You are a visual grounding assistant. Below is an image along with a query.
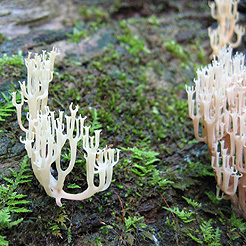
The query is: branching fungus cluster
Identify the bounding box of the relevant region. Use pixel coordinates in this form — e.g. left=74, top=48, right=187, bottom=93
left=186, top=46, right=246, bottom=217
left=208, top=0, right=245, bottom=56
left=12, top=49, right=120, bottom=206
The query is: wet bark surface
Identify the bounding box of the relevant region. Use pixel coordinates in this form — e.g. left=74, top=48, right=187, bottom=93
left=0, top=0, right=246, bottom=245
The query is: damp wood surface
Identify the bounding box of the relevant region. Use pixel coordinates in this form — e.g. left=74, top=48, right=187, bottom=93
left=0, top=0, right=246, bottom=245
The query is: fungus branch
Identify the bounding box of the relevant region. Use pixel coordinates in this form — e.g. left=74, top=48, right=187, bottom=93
left=186, top=46, right=246, bottom=218
left=12, top=49, right=120, bottom=206
left=208, top=0, right=245, bottom=56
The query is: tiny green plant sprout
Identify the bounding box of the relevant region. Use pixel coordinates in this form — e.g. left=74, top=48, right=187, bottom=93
left=12, top=48, right=120, bottom=206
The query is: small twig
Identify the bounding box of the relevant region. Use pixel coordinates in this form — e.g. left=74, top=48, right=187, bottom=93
left=99, top=191, right=126, bottom=245
left=100, top=221, right=125, bottom=245
left=100, top=221, right=121, bottom=237
left=113, top=190, right=125, bottom=224
left=158, top=192, right=176, bottom=218
left=158, top=191, right=181, bottom=246
left=77, top=148, right=85, bottom=159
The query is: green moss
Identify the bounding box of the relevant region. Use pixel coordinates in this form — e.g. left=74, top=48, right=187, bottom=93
left=67, top=27, right=88, bottom=43
left=0, top=156, right=32, bottom=245
left=164, top=39, right=189, bottom=63
left=0, top=92, right=17, bottom=125
left=0, top=51, right=24, bottom=75
left=117, top=20, right=151, bottom=62
left=78, top=6, right=109, bottom=23
left=0, top=33, right=5, bottom=44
